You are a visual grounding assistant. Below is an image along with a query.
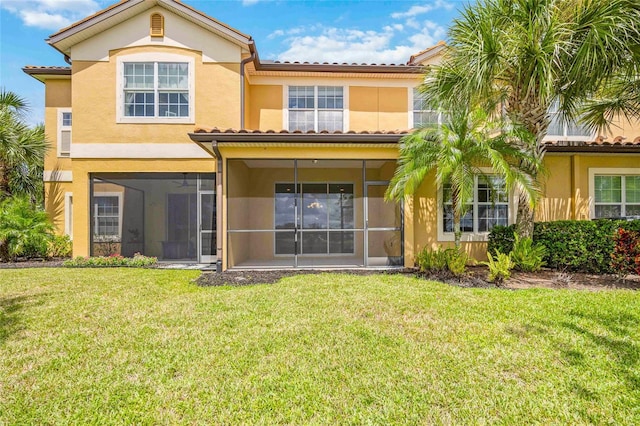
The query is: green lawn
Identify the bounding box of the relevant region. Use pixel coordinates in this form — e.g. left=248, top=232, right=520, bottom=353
left=1, top=269, right=639, bottom=424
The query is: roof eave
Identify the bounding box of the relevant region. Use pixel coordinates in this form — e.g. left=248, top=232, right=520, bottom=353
left=22, top=67, right=72, bottom=83
left=189, top=132, right=405, bottom=144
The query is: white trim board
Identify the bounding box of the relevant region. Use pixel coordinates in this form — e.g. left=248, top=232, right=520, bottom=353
left=71, top=143, right=212, bottom=158
left=44, top=171, right=73, bottom=182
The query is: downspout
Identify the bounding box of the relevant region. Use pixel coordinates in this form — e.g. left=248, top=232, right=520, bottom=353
left=64, top=55, right=72, bottom=65
left=211, top=141, right=223, bottom=272
left=240, top=40, right=256, bottom=129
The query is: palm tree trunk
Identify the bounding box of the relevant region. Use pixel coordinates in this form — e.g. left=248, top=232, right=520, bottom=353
left=508, top=96, right=549, bottom=238
left=452, top=190, right=462, bottom=248
left=0, top=160, right=10, bottom=199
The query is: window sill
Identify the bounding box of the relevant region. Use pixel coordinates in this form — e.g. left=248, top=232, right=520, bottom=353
left=117, top=117, right=194, bottom=125
left=438, top=232, right=490, bottom=243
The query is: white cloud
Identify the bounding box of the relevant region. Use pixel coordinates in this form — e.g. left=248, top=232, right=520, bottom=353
left=0, top=0, right=101, bottom=30
left=272, top=21, right=446, bottom=65
left=241, top=0, right=261, bottom=5
left=391, top=0, right=454, bottom=19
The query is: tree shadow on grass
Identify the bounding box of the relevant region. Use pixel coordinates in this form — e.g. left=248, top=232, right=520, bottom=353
left=0, top=294, right=44, bottom=345
left=533, top=309, right=640, bottom=398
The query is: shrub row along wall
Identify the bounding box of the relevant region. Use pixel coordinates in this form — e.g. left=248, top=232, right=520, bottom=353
left=488, top=220, right=640, bottom=274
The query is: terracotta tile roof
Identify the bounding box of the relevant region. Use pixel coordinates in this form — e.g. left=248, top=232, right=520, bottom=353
left=23, top=66, right=71, bottom=71
left=543, top=136, right=640, bottom=152
left=408, top=41, right=446, bottom=65
left=265, top=60, right=417, bottom=67
left=194, top=127, right=410, bottom=135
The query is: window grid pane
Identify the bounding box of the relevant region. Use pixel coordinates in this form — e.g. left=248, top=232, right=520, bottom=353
left=443, top=176, right=508, bottom=234
left=62, top=112, right=72, bottom=126
left=288, top=86, right=344, bottom=131
left=123, top=61, right=189, bottom=118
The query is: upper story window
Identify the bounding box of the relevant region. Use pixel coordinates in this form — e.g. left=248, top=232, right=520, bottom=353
left=412, top=87, right=446, bottom=128
left=547, top=100, right=591, bottom=140
left=124, top=62, right=189, bottom=118
left=443, top=175, right=509, bottom=234
left=117, top=53, right=194, bottom=124
left=288, top=86, right=344, bottom=132
left=57, top=108, right=71, bottom=157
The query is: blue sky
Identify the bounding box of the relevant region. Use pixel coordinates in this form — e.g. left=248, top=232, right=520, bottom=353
left=0, top=0, right=463, bottom=125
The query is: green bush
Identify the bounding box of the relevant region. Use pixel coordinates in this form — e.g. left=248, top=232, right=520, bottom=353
left=483, top=251, right=514, bottom=284
left=63, top=253, right=157, bottom=268
left=48, top=235, right=72, bottom=258
left=416, top=246, right=449, bottom=272
left=445, top=248, right=468, bottom=277
left=487, top=225, right=517, bottom=257
left=416, top=246, right=468, bottom=276
left=510, top=235, right=546, bottom=272
left=488, top=219, right=640, bottom=274
left=0, top=196, right=54, bottom=261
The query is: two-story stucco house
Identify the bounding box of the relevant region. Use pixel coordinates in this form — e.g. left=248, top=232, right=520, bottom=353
left=24, top=0, right=640, bottom=271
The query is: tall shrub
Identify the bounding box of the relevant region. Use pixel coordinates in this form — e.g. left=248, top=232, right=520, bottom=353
left=0, top=196, right=53, bottom=261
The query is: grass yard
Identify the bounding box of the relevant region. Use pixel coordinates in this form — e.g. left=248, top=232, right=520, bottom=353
left=1, top=269, right=639, bottom=424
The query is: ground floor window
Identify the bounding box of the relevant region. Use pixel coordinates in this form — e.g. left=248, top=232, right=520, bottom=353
left=594, top=175, right=640, bottom=218
left=93, top=194, right=121, bottom=240
left=443, top=175, right=508, bottom=233
left=275, top=183, right=354, bottom=255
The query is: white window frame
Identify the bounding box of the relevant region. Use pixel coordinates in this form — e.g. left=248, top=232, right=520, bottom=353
left=64, top=192, right=73, bottom=240
left=93, top=192, right=123, bottom=241
left=284, top=85, right=348, bottom=132
left=408, top=86, right=446, bottom=129
left=57, top=108, right=72, bottom=157
left=543, top=100, right=593, bottom=142
left=116, top=53, right=195, bottom=124
left=437, top=170, right=518, bottom=242
left=589, top=168, right=640, bottom=219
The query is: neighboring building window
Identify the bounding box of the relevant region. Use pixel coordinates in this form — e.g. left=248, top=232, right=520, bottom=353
left=594, top=175, right=640, bottom=218
left=123, top=62, right=189, bottom=118
left=150, top=13, right=164, bottom=37
left=275, top=183, right=354, bottom=254
left=547, top=100, right=591, bottom=139
left=288, top=86, right=344, bottom=131
left=443, top=175, right=509, bottom=233
left=93, top=195, right=121, bottom=240
left=412, top=87, right=440, bottom=128
left=58, top=109, right=71, bottom=157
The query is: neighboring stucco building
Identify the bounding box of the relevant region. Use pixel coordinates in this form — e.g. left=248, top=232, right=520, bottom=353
left=24, top=0, right=640, bottom=271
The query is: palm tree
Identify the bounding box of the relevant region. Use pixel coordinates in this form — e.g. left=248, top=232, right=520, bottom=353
left=425, top=0, right=640, bottom=237
left=385, top=106, right=540, bottom=248
left=0, top=89, right=48, bottom=202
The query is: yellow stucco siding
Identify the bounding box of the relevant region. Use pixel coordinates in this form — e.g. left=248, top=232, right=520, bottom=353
left=43, top=80, right=72, bottom=171
left=44, top=181, right=72, bottom=236
left=247, top=85, right=283, bottom=130
left=537, top=155, right=574, bottom=221
left=348, top=86, right=408, bottom=131
left=71, top=45, right=241, bottom=144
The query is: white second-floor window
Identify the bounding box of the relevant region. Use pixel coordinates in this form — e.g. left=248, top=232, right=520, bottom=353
left=123, top=62, right=189, bottom=118
left=57, top=109, right=72, bottom=157
left=547, top=100, right=591, bottom=140
left=412, top=87, right=446, bottom=128
left=288, top=86, right=344, bottom=131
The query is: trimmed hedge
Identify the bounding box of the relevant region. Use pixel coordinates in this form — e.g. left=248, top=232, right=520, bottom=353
left=488, top=220, right=640, bottom=274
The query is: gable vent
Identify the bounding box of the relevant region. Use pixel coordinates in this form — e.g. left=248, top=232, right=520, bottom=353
left=150, top=13, right=164, bottom=37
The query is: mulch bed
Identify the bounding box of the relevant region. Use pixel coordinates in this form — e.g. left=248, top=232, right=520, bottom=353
left=2, top=260, right=638, bottom=290
left=0, top=259, right=65, bottom=269
left=196, top=266, right=640, bottom=290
